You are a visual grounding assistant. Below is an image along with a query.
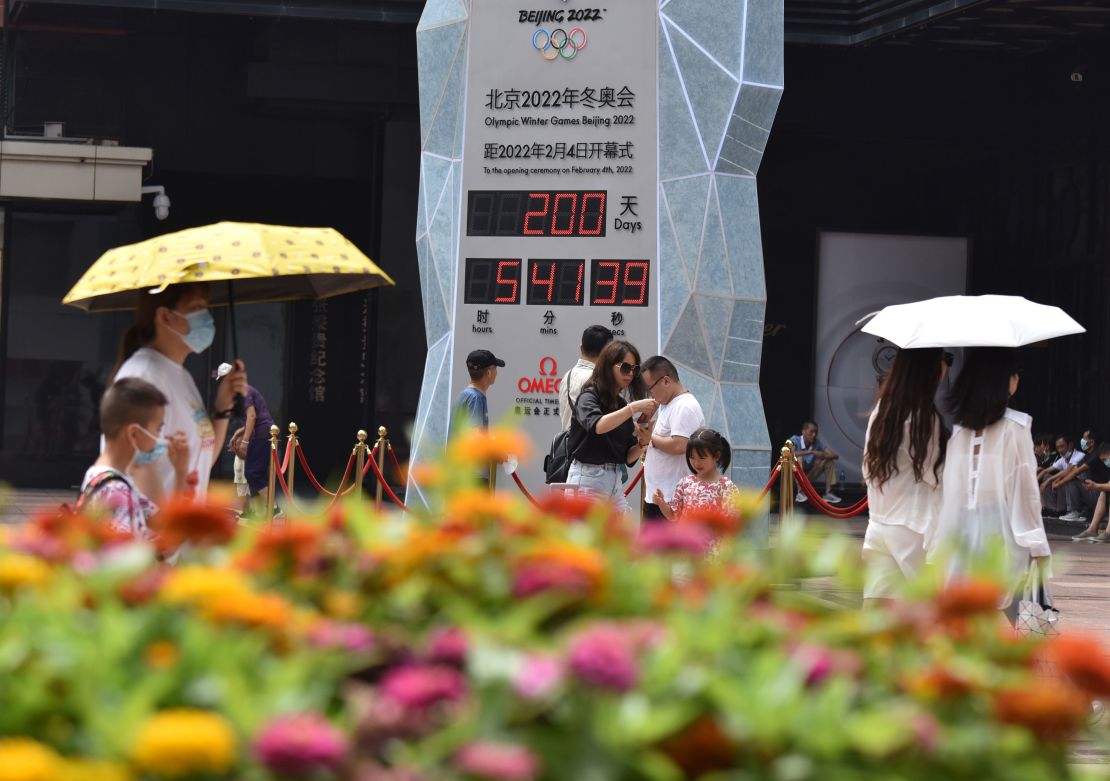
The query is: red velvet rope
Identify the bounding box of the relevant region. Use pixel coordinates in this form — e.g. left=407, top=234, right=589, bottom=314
left=280, top=440, right=294, bottom=474
left=758, top=464, right=781, bottom=501
left=793, top=463, right=869, bottom=518
left=271, top=448, right=305, bottom=514
left=510, top=471, right=541, bottom=508
left=624, top=467, right=644, bottom=496
left=363, top=449, right=409, bottom=511
left=388, top=445, right=405, bottom=483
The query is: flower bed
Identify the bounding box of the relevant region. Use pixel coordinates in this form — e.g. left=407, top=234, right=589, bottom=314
left=0, top=428, right=1107, bottom=780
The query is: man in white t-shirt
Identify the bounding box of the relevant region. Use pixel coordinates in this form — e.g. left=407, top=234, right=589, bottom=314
left=1041, top=434, right=1087, bottom=518
left=640, top=356, right=705, bottom=521
left=558, top=324, right=613, bottom=431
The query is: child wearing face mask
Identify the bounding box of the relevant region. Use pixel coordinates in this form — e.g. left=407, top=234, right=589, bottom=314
left=80, top=378, right=189, bottom=539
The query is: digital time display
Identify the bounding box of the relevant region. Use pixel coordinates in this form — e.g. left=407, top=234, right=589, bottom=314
left=527, top=259, right=585, bottom=306
left=464, top=258, right=521, bottom=304
left=590, top=259, right=650, bottom=307
left=467, top=190, right=607, bottom=237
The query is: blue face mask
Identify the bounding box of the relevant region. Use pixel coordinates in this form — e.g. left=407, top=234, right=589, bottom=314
left=173, top=308, right=215, bottom=354
left=1103, top=458, right=1110, bottom=468
left=132, top=425, right=168, bottom=465
left=1081, top=438, right=1090, bottom=451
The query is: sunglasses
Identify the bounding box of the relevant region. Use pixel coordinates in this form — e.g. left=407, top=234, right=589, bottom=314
left=646, top=375, right=667, bottom=391
left=943, top=352, right=954, bottom=367
left=616, top=362, right=640, bottom=376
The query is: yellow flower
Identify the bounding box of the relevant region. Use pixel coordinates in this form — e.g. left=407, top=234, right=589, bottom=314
left=131, top=709, right=236, bottom=778
left=324, top=589, right=361, bottom=620
left=160, top=566, right=251, bottom=607
left=202, top=591, right=293, bottom=632
left=58, top=758, right=132, bottom=781
left=0, top=554, right=51, bottom=592
left=446, top=489, right=516, bottom=521
left=0, top=738, right=61, bottom=781
left=447, top=427, right=532, bottom=465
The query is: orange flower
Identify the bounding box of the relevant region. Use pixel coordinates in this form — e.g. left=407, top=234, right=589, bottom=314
left=448, top=427, right=532, bottom=465
left=993, top=680, right=1089, bottom=741
left=1042, top=633, right=1110, bottom=697
left=150, top=495, right=237, bottom=551
left=677, top=504, right=742, bottom=535
left=203, top=590, right=293, bottom=632
left=658, top=716, right=736, bottom=777
left=446, top=489, right=516, bottom=522
left=238, top=522, right=322, bottom=573
left=408, top=463, right=445, bottom=489
left=144, top=640, right=179, bottom=669
left=534, top=492, right=596, bottom=522
left=935, top=578, right=1004, bottom=618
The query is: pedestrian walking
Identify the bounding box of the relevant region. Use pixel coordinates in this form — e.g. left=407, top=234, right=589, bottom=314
left=452, top=349, right=504, bottom=431
left=558, top=325, right=613, bottom=431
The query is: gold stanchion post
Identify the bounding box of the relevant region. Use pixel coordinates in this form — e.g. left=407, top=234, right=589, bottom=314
left=639, top=451, right=648, bottom=526
left=780, top=439, right=796, bottom=524
left=286, top=422, right=299, bottom=496
left=375, top=426, right=388, bottom=511
left=355, top=430, right=368, bottom=502
left=266, top=424, right=279, bottom=525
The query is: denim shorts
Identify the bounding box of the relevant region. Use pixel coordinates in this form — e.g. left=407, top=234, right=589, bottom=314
left=567, top=460, right=629, bottom=513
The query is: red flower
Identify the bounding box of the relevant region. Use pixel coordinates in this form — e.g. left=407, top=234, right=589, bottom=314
left=676, top=504, right=742, bottom=535
left=379, top=665, right=466, bottom=711
left=239, top=522, right=322, bottom=573
left=455, top=741, right=539, bottom=781
left=659, top=716, right=736, bottom=777
left=1042, top=633, right=1110, bottom=698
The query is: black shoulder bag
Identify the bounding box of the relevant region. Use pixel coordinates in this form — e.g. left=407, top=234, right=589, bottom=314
left=544, top=375, right=585, bottom=483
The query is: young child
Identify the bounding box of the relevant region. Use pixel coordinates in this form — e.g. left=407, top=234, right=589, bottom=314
left=652, top=428, right=739, bottom=519
left=79, top=377, right=189, bottom=539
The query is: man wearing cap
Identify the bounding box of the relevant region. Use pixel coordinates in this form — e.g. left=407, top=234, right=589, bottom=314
left=453, top=349, right=505, bottom=430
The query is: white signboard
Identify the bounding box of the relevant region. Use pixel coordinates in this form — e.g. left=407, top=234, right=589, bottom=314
left=454, top=0, right=659, bottom=488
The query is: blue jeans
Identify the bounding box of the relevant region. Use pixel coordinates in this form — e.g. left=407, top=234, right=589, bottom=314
left=567, top=460, right=630, bottom=514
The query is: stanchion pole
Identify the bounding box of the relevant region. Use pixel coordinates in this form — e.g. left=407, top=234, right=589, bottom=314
left=286, top=422, right=299, bottom=496
left=375, top=426, right=388, bottom=512
left=780, top=439, right=795, bottom=527
left=355, top=430, right=368, bottom=502
left=267, top=424, right=279, bottom=525
left=639, top=451, right=647, bottom=526
left=488, top=460, right=498, bottom=493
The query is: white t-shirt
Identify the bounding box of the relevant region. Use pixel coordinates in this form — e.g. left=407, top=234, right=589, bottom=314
left=645, top=391, right=705, bottom=503
left=114, top=347, right=217, bottom=498
left=1051, top=449, right=1084, bottom=472
left=558, top=359, right=595, bottom=432
left=862, top=402, right=943, bottom=535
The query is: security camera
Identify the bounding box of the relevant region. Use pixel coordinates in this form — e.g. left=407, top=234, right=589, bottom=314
left=153, top=192, right=171, bottom=221
left=141, top=185, right=171, bottom=221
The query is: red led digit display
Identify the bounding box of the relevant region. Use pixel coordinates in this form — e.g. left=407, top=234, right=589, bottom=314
left=527, top=259, right=585, bottom=306
left=467, top=191, right=607, bottom=237
left=464, top=258, right=522, bottom=305
left=589, top=259, right=651, bottom=307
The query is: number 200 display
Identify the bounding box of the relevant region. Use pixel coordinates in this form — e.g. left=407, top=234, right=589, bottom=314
left=464, top=258, right=650, bottom=307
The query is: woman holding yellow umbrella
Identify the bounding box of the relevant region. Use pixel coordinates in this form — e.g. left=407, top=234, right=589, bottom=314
left=65, top=221, right=394, bottom=504
left=112, top=282, right=247, bottom=503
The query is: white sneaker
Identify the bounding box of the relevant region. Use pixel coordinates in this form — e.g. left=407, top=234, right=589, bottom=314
left=823, top=492, right=842, bottom=504
left=1060, top=511, right=1084, bottom=522
left=795, top=491, right=807, bottom=503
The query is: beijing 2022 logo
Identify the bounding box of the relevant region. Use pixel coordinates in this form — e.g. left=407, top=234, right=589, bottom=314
left=531, top=27, right=587, bottom=61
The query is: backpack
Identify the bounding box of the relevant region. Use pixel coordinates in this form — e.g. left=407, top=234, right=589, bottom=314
left=75, top=469, right=137, bottom=525
left=544, top=374, right=585, bottom=484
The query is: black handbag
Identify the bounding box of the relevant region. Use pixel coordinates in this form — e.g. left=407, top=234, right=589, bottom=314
left=544, top=374, right=583, bottom=483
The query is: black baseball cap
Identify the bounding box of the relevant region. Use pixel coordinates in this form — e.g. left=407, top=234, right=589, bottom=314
left=466, top=349, right=505, bottom=369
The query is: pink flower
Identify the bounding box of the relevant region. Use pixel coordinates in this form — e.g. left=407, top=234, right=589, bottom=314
left=511, top=564, right=594, bottom=599
left=253, top=712, right=348, bottom=776
left=636, top=523, right=714, bottom=556
left=426, top=627, right=468, bottom=666
left=380, top=664, right=466, bottom=711
left=791, top=644, right=861, bottom=688
left=568, top=627, right=638, bottom=692
left=513, top=654, right=564, bottom=700
left=307, top=620, right=376, bottom=653
left=455, top=741, right=540, bottom=781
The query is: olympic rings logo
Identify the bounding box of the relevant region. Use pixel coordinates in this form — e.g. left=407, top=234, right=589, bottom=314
left=531, top=27, right=587, bottom=61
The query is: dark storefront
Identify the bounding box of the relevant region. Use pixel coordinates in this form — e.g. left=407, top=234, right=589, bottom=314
left=0, top=0, right=1108, bottom=488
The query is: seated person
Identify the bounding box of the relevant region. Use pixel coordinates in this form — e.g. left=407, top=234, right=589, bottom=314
left=1034, top=434, right=1055, bottom=479
left=1041, top=433, right=1089, bottom=520
left=80, top=377, right=189, bottom=539
left=790, top=420, right=840, bottom=504
left=1072, top=441, right=1110, bottom=540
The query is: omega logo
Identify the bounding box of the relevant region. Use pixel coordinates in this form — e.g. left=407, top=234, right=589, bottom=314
left=518, top=357, right=562, bottom=394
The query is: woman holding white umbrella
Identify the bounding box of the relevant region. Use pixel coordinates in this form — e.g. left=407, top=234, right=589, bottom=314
left=929, top=347, right=1051, bottom=619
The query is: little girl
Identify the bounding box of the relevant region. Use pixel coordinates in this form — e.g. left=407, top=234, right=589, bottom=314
left=653, top=428, right=739, bottom=519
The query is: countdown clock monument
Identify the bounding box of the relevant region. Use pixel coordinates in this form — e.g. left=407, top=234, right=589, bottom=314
left=412, top=0, right=783, bottom=509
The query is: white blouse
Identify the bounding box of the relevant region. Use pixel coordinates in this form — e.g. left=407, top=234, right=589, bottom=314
left=862, top=402, right=943, bottom=535
left=927, top=409, right=1050, bottom=594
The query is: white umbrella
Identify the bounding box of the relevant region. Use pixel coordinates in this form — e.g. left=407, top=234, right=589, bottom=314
left=859, top=295, right=1084, bottom=349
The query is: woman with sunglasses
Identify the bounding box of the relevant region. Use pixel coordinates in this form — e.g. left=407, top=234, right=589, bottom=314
left=568, top=339, right=657, bottom=514
left=861, top=348, right=949, bottom=601
left=927, top=347, right=1050, bottom=621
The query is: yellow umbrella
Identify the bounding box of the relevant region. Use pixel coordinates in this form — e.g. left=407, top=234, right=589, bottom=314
left=63, top=221, right=394, bottom=312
